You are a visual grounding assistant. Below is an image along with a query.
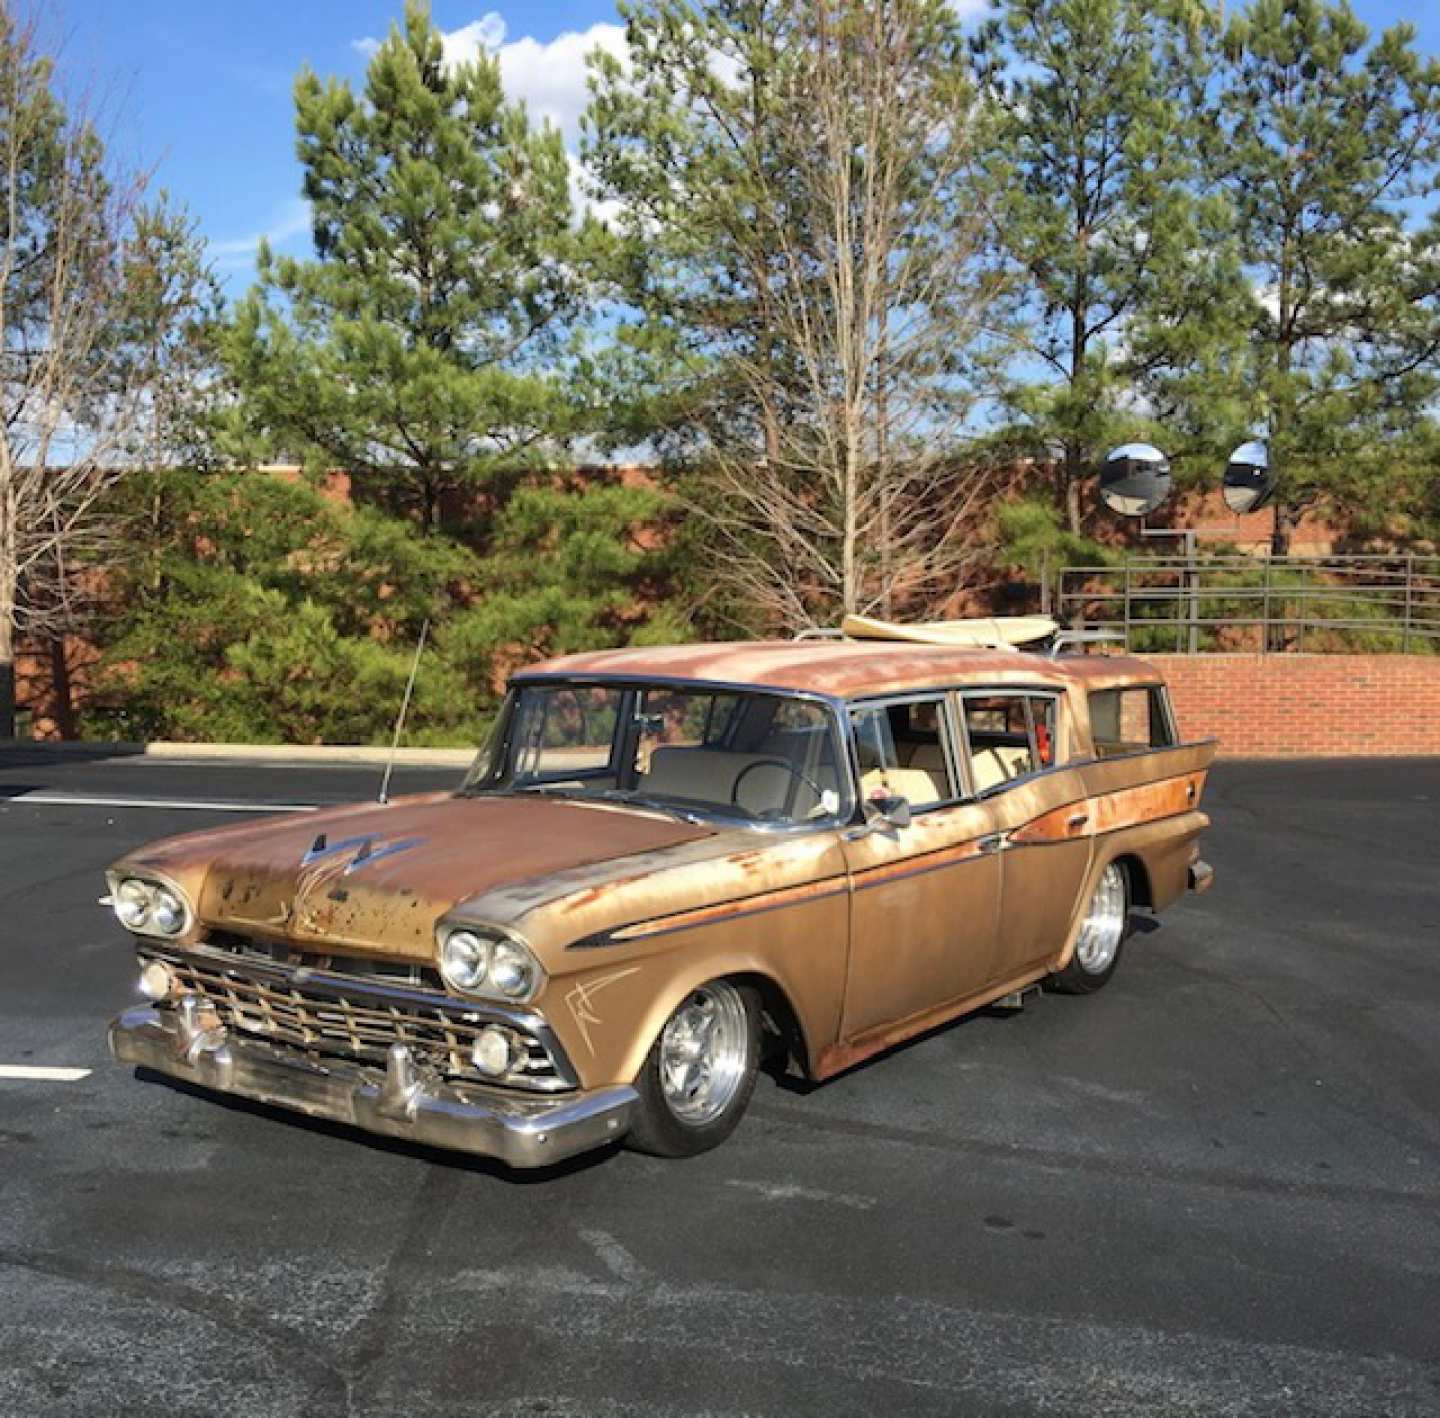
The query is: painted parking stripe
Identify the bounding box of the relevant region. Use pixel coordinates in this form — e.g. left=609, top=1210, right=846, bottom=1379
left=0, top=1066, right=92, bottom=1082
left=6, top=792, right=317, bottom=814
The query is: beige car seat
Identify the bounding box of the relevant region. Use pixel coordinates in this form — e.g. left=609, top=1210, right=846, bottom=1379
left=968, top=744, right=1034, bottom=792
left=641, top=746, right=834, bottom=816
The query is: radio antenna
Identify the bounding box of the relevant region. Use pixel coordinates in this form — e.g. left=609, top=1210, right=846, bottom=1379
left=379, top=618, right=429, bottom=805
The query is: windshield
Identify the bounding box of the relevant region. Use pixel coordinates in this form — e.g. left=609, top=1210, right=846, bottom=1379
left=462, top=681, right=850, bottom=826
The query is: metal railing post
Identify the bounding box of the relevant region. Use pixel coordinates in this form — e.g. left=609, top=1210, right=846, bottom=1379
left=1404, top=554, right=1413, bottom=654
left=1296, top=560, right=1306, bottom=654
left=1123, top=561, right=1132, bottom=652
left=1186, top=531, right=1199, bottom=655
left=1261, top=554, right=1271, bottom=655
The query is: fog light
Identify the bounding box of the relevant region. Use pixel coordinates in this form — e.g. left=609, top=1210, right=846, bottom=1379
left=472, top=1026, right=513, bottom=1078
left=139, top=960, right=174, bottom=1001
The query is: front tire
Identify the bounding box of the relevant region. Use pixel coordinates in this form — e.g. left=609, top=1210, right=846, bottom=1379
left=626, top=979, right=761, bottom=1158
left=1051, top=860, right=1130, bottom=995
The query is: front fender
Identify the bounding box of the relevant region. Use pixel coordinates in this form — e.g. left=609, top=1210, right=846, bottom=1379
left=535, top=888, right=848, bottom=1089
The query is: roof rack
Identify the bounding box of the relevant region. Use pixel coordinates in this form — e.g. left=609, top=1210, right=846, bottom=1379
left=1043, top=628, right=1126, bottom=658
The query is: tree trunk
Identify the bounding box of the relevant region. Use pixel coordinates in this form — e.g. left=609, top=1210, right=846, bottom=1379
left=842, top=443, right=859, bottom=617
left=0, top=610, right=15, bottom=742
left=47, top=634, right=76, bottom=740
left=1270, top=500, right=1295, bottom=558
left=1065, top=461, right=1084, bottom=535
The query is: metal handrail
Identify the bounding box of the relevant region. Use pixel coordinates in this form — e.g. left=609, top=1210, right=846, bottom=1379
left=1058, top=553, right=1440, bottom=654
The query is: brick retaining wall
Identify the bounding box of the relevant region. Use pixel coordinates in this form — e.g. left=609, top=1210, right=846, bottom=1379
left=1147, top=654, right=1440, bottom=758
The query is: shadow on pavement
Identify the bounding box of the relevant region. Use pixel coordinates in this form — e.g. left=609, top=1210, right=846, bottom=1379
left=132, top=1066, right=625, bottom=1185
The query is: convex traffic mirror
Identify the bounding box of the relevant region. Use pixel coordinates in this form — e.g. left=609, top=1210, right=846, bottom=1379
left=1100, top=443, right=1172, bottom=517
left=1222, top=440, right=1275, bottom=514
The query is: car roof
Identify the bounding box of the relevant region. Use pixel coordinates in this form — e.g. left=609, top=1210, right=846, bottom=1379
left=516, top=640, right=1165, bottom=700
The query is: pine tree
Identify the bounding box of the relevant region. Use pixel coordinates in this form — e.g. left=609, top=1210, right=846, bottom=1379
left=1213, top=0, right=1440, bottom=554
left=973, top=0, right=1238, bottom=533
left=223, top=0, right=586, bottom=531
left=216, top=1, right=683, bottom=699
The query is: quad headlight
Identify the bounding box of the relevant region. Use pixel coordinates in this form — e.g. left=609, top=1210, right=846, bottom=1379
left=438, top=926, right=542, bottom=1002
left=109, top=876, right=192, bottom=938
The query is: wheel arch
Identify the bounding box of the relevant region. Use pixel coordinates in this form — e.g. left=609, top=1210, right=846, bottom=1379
left=728, top=969, right=811, bottom=1079
left=1114, top=851, right=1153, bottom=909
left=611, top=953, right=817, bottom=1087
left=1052, top=849, right=1141, bottom=973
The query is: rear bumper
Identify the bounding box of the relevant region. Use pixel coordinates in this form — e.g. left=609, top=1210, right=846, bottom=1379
left=1188, top=859, right=1215, bottom=894
left=109, top=1004, right=637, bottom=1169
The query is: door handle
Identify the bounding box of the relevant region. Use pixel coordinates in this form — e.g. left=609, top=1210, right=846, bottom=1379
left=1067, top=812, right=1090, bottom=830
left=977, top=832, right=1007, bottom=855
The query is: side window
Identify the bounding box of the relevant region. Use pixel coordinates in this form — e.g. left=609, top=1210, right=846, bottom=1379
left=850, top=697, right=956, bottom=810
left=1089, top=687, right=1175, bottom=756
left=961, top=693, right=1060, bottom=793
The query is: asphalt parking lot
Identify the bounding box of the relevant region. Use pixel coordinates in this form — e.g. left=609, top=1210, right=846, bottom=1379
left=0, top=750, right=1436, bottom=1417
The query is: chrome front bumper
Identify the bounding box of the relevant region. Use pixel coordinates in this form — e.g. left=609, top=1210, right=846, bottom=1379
left=109, top=1004, right=637, bottom=1168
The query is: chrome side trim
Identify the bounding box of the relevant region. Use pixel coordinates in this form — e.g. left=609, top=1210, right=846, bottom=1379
left=109, top=1006, right=636, bottom=1169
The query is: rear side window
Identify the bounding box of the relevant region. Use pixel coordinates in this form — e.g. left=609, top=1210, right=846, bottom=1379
left=960, top=693, right=1059, bottom=793
left=1089, top=687, right=1176, bottom=756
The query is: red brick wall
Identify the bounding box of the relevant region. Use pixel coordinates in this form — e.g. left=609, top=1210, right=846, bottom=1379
left=1147, top=654, right=1440, bottom=757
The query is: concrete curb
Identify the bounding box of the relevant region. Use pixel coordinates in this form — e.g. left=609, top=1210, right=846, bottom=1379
left=1, top=741, right=475, bottom=768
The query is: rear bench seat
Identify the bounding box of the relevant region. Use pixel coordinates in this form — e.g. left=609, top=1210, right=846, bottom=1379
left=891, top=739, right=1031, bottom=795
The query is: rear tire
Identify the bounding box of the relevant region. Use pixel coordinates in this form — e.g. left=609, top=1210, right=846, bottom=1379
left=1051, top=860, right=1130, bottom=995
left=626, top=979, right=761, bottom=1158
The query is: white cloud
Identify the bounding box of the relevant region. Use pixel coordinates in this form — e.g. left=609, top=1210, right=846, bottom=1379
left=211, top=198, right=311, bottom=270
left=441, top=14, right=509, bottom=68
left=351, top=13, right=626, bottom=148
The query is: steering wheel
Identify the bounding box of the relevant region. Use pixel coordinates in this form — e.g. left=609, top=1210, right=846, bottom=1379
left=730, top=758, right=830, bottom=819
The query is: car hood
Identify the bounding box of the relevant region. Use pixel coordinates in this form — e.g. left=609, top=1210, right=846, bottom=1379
left=118, top=793, right=716, bottom=961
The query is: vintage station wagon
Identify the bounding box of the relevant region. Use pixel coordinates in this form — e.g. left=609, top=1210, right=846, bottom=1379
left=107, top=619, right=1215, bottom=1167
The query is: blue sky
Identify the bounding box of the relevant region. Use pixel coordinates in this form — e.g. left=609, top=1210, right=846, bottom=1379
left=52, top=1, right=1440, bottom=296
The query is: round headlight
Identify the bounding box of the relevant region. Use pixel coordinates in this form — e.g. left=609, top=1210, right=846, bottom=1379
left=472, top=1026, right=513, bottom=1077
left=152, top=888, right=186, bottom=936
left=441, top=931, right=490, bottom=991
left=115, top=878, right=152, bottom=929
left=489, top=940, right=535, bottom=999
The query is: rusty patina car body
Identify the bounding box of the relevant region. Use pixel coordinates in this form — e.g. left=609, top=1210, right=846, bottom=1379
left=107, top=635, right=1215, bottom=1167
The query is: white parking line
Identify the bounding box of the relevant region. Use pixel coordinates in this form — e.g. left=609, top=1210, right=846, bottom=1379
left=6, top=793, right=317, bottom=814
left=0, top=1065, right=92, bottom=1081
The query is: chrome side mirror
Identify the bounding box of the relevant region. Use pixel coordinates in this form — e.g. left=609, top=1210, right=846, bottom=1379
left=865, top=794, right=912, bottom=830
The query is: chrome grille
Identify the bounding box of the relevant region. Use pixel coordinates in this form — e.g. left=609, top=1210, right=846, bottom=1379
left=144, top=948, right=566, bottom=1091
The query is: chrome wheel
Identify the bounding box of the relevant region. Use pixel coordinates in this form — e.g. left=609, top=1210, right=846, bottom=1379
left=1074, top=862, right=1127, bottom=975
left=658, top=981, right=750, bottom=1126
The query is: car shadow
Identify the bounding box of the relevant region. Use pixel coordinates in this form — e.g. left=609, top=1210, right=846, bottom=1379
left=132, top=1067, right=624, bottom=1185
